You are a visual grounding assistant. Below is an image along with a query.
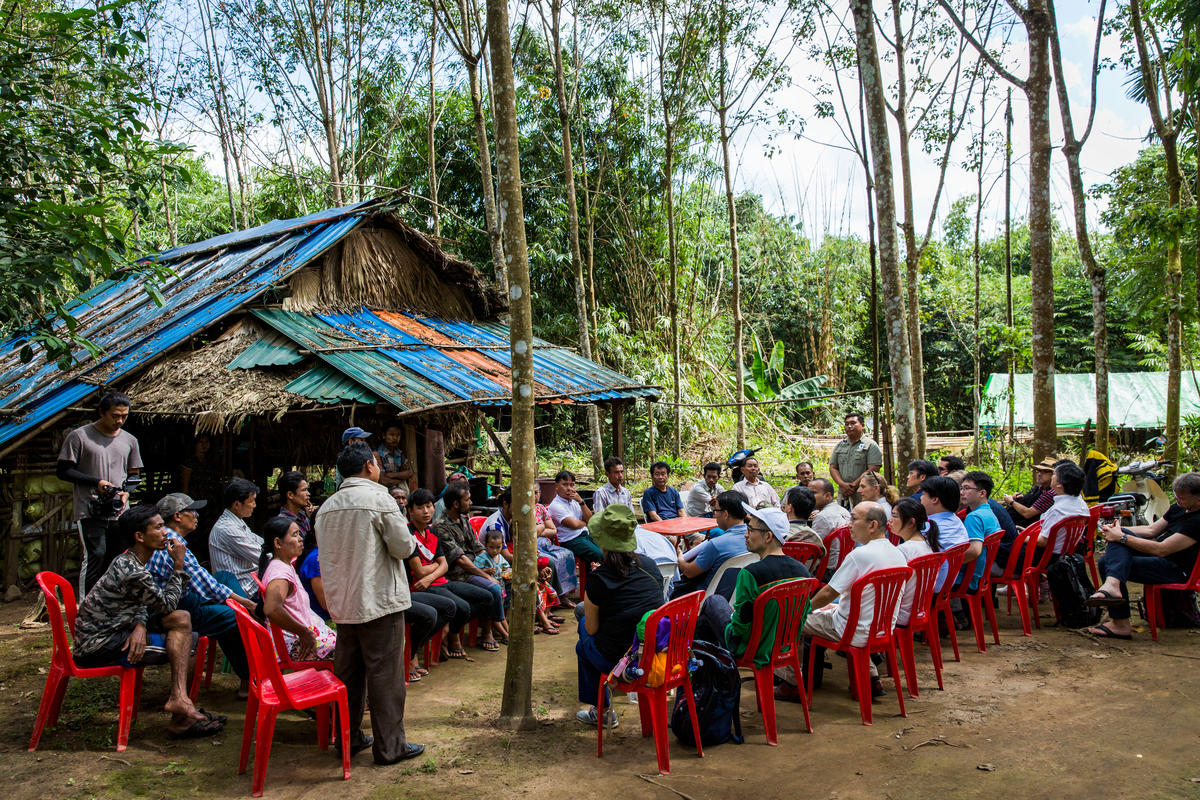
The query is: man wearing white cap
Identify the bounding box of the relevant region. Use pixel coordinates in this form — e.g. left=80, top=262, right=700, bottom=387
left=694, top=504, right=811, bottom=665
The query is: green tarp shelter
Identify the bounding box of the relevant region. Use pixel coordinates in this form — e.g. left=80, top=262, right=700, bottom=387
left=981, top=371, right=1200, bottom=429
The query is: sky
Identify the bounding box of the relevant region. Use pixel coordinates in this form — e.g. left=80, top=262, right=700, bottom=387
left=731, top=0, right=1150, bottom=244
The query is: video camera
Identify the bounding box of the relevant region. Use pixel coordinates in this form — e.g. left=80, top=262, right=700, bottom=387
left=88, top=474, right=143, bottom=518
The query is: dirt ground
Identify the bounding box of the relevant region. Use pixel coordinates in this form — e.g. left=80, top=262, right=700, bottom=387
left=2, top=595, right=1200, bottom=800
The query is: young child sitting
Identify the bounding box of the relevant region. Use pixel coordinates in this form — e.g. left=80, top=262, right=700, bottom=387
left=535, top=556, right=564, bottom=634
left=474, top=529, right=511, bottom=642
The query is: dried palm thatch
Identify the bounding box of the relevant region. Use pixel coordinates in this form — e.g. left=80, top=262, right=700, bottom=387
left=282, top=211, right=506, bottom=320
left=121, top=320, right=315, bottom=434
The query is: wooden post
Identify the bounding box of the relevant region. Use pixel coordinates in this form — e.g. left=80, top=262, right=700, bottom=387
left=612, top=401, right=626, bottom=461
left=4, top=468, right=25, bottom=598
left=648, top=399, right=655, bottom=463
left=403, top=425, right=419, bottom=490
left=478, top=411, right=513, bottom=468
left=423, top=428, right=446, bottom=494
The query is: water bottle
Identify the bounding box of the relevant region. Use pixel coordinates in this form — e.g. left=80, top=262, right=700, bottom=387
left=621, top=663, right=643, bottom=682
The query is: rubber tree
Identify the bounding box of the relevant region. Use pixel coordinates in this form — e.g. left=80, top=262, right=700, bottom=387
left=489, top=0, right=536, bottom=727
left=849, top=0, right=918, bottom=469
left=940, top=0, right=1057, bottom=462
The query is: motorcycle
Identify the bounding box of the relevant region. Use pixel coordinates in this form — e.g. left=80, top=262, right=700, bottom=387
left=726, top=447, right=761, bottom=485
left=1107, top=458, right=1171, bottom=526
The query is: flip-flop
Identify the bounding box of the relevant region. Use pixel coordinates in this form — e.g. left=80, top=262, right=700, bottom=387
left=548, top=615, right=565, bottom=624
left=1086, top=589, right=1125, bottom=607
left=407, top=670, right=422, bottom=682
left=540, top=626, right=560, bottom=636
left=196, top=708, right=228, bottom=725
left=415, top=666, right=429, bottom=677
left=444, top=647, right=467, bottom=659
left=168, top=716, right=223, bottom=739
left=1085, top=623, right=1132, bottom=640
left=479, top=640, right=500, bottom=651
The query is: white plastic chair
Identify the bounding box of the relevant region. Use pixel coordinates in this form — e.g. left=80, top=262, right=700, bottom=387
left=704, top=551, right=759, bottom=599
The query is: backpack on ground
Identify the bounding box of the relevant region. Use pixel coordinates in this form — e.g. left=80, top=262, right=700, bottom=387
left=1046, top=554, right=1102, bottom=628
left=669, top=640, right=743, bottom=747
left=1137, top=589, right=1200, bottom=628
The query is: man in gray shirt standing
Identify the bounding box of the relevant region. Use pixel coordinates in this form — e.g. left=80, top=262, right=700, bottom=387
left=57, top=392, right=143, bottom=595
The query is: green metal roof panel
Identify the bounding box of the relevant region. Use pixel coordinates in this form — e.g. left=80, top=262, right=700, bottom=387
left=285, top=365, right=382, bottom=404
left=226, top=329, right=305, bottom=369
left=981, top=371, right=1200, bottom=429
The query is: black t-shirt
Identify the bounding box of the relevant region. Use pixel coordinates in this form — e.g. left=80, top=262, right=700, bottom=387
left=1159, top=504, right=1200, bottom=574
left=729, top=555, right=811, bottom=644
left=585, top=553, right=664, bottom=661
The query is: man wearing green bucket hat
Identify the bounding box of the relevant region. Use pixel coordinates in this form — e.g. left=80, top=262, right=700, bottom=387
left=575, top=504, right=664, bottom=728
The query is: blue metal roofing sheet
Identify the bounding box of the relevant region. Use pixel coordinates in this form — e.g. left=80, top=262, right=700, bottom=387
left=0, top=206, right=373, bottom=446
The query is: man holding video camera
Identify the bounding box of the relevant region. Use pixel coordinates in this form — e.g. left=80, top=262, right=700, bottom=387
left=58, top=392, right=142, bottom=595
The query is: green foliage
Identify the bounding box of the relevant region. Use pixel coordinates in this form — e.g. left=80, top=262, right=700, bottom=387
left=0, top=0, right=183, bottom=365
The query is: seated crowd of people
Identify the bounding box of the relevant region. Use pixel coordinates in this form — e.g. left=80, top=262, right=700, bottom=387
left=57, top=410, right=1200, bottom=758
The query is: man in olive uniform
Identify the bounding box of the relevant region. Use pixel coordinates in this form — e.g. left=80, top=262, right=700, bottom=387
left=828, top=412, right=883, bottom=507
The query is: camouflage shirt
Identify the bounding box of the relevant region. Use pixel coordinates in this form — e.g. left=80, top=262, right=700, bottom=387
left=74, top=551, right=189, bottom=657
left=434, top=514, right=483, bottom=582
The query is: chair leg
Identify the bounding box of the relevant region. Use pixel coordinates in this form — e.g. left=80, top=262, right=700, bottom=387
left=805, top=638, right=818, bottom=711
left=204, top=643, right=216, bottom=689
left=681, top=678, right=704, bottom=760
left=250, top=706, right=279, bottom=797
left=897, top=630, right=919, bottom=698
left=940, top=605, right=961, bottom=662
left=752, top=667, right=778, bottom=745
left=636, top=689, right=653, bottom=736
left=189, top=637, right=207, bottom=702
left=884, top=646, right=906, bottom=718
left=314, top=703, right=330, bottom=750
left=595, top=674, right=607, bottom=758
left=984, top=590, right=1001, bottom=645
left=239, top=693, right=259, bottom=775
left=1012, top=581, right=1032, bottom=636
left=116, top=668, right=140, bottom=752
left=1028, top=576, right=1043, bottom=629
left=790, top=653, right=812, bottom=733
left=849, top=651, right=872, bottom=725
left=337, top=692, right=351, bottom=780
left=27, top=669, right=68, bottom=751
left=967, top=595, right=986, bottom=653
left=924, top=617, right=944, bottom=691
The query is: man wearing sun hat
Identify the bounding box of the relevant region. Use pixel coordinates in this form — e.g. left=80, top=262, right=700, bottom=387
left=1002, top=456, right=1058, bottom=526
left=694, top=505, right=811, bottom=663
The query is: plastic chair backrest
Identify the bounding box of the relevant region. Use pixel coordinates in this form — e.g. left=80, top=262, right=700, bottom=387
left=739, top=577, right=820, bottom=669
left=931, top=542, right=970, bottom=605
left=253, top=573, right=267, bottom=595
left=819, top=526, right=854, bottom=575
left=1179, top=546, right=1200, bottom=591
left=1026, top=516, right=1089, bottom=573
left=469, top=516, right=486, bottom=535
left=227, top=600, right=297, bottom=707
left=36, top=572, right=80, bottom=669
left=966, top=531, right=1005, bottom=593
left=704, top=551, right=759, bottom=599
left=901, top=551, right=946, bottom=627
left=832, top=566, right=913, bottom=651
left=781, top=542, right=823, bottom=574
left=629, top=591, right=704, bottom=691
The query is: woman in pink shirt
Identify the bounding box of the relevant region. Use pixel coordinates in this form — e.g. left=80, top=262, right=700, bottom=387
left=258, top=516, right=336, bottom=661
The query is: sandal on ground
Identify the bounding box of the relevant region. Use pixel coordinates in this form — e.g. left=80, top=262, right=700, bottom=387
left=168, top=716, right=223, bottom=739
left=480, top=640, right=500, bottom=651
left=539, top=625, right=560, bottom=636
left=407, top=670, right=422, bottom=682
left=443, top=647, right=467, bottom=659
left=1086, top=589, right=1125, bottom=607
left=1085, top=623, right=1132, bottom=640
left=415, top=666, right=429, bottom=677
left=548, top=614, right=565, bottom=624
left=196, top=708, right=228, bottom=725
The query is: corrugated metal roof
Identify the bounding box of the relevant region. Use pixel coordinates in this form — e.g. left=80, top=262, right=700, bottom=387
left=226, top=328, right=305, bottom=369
left=251, top=307, right=659, bottom=414
left=0, top=204, right=378, bottom=446
left=286, top=365, right=383, bottom=404
left=981, top=371, right=1200, bottom=429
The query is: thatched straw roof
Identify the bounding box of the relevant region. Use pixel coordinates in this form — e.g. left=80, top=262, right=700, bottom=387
left=122, top=320, right=317, bottom=433
left=282, top=211, right=506, bottom=320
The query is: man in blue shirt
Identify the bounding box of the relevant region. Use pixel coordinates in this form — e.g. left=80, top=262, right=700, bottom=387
left=669, top=491, right=750, bottom=599
left=921, top=475, right=967, bottom=594
left=641, top=461, right=684, bottom=522
left=960, top=471, right=1001, bottom=590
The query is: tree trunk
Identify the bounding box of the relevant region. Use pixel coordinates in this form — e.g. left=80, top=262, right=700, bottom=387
left=850, top=0, right=916, bottom=468
left=888, top=0, right=926, bottom=455
left=1024, top=0, right=1057, bottom=462
left=428, top=9, right=440, bottom=237
left=487, top=0, right=536, bottom=729
left=468, top=56, right=507, bottom=296
left=973, top=96, right=985, bottom=461
left=720, top=107, right=745, bottom=450
left=547, top=0, right=603, bottom=478
left=1048, top=0, right=1108, bottom=454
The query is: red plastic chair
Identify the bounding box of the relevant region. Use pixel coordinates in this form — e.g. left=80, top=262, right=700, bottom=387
left=804, top=566, right=913, bottom=725
left=735, top=577, right=819, bottom=742
left=949, top=531, right=1005, bottom=653
left=930, top=543, right=970, bottom=662
left=28, top=571, right=208, bottom=752
left=992, top=527, right=1039, bottom=636
left=226, top=600, right=350, bottom=797
left=259, top=573, right=336, bottom=674
left=815, top=526, right=853, bottom=580
left=1023, top=516, right=1090, bottom=628
left=596, top=591, right=704, bottom=775
left=894, top=551, right=948, bottom=696
left=781, top=542, right=823, bottom=575
left=1144, top=546, right=1200, bottom=641
left=469, top=515, right=486, bottom=535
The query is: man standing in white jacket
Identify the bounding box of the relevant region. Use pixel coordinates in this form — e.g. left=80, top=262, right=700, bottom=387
left=316, top=442, right=423, bottom=765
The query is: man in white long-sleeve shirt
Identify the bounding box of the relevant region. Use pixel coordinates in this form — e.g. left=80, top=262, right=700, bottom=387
left=207, top=478, right=262, bottom=597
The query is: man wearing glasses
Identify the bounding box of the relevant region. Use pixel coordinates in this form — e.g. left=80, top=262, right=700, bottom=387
left=959, top=472, right=1000, bottom=591
left=149, top=493, right=254, bottom=698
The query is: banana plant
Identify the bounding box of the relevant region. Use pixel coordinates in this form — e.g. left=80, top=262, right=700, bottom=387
left=743, top=335, right=830, bottom=410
